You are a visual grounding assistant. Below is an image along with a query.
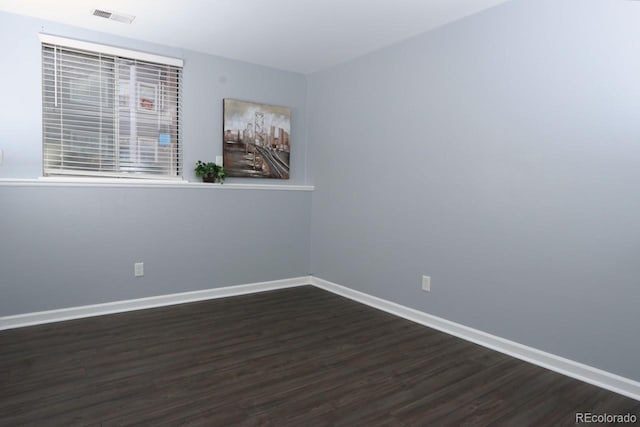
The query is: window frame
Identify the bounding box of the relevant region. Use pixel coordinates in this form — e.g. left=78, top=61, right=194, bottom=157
left=39, top=34, right=184, bottom=181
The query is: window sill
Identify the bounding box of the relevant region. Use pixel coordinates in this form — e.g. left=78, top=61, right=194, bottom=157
left=0, top=178, right=314, bottom=191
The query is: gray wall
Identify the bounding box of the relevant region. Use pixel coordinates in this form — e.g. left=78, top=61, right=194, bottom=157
left=0, top=11, right=311, bottom=315
left=0, top=186, right=310, bottom=315
left=308, top=0, right=640, bottom=381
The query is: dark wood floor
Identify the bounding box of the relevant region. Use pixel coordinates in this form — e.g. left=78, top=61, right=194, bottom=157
left=1, top=286, right=638, bottom=426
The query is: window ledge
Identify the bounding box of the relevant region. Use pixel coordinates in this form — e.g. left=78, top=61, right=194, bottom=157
left=0, top=178, right=314, bottom=191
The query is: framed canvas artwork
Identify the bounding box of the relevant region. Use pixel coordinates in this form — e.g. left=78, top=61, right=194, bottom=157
left=223, top=99, right=290, bottom=179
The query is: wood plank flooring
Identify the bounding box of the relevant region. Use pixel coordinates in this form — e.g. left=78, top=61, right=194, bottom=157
left=1, top=285, right=638, bottom=426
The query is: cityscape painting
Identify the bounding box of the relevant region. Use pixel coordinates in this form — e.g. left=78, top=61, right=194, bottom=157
left=223, top=99, right=290, bottom=179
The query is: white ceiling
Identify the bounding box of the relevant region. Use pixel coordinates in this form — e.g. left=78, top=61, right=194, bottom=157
left=0, top=0, right=511, bottom=74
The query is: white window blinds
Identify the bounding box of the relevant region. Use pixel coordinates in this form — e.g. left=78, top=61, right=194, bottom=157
left=41, top=37, right=182, bottom=179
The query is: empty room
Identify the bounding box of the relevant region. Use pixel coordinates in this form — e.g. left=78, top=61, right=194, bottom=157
left=1, top=0, right=639, bottom=425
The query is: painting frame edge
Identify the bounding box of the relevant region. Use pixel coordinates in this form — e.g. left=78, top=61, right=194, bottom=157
left=222, top=98, right=291, bottom=180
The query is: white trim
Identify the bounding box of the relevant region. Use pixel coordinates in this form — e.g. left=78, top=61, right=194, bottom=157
left=0, top=276, right=311, bottom=330
left=0, top=178, right=314, bottom=191
left=38, top=33, right=183, bottom=67
left=310, top=276, right=640, bottom=402
left=2, top=274, right=636, bottom=401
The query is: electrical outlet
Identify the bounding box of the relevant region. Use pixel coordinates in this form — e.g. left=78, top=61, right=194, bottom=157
left=216, top=155, right=223, bottom=166
left=0, top=149, right=3, bottom=165
left=422, top=275, right=431, bottom=292
left=134, top=262, right=144, bottom=277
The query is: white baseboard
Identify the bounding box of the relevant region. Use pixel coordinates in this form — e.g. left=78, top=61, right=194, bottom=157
left=2, top=274, right=638, bottom=402
left=311, top=276, right=640, bottom=402
left=0, top=276, right=311, bottom=331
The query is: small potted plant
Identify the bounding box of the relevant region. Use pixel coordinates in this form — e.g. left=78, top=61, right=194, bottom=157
left=195, top=160, right=226, bottom=183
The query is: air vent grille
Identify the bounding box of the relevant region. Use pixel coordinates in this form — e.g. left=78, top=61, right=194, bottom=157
left=92, top=9, right=112, bottom=19
left=92, top=9, right=135, bottom=24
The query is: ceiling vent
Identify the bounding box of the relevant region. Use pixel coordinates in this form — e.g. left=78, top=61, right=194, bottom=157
left=92, top=9, right=135, bottom=24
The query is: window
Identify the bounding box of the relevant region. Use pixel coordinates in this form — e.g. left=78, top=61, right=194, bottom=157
left=41, top=35, right=183, bottom=179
